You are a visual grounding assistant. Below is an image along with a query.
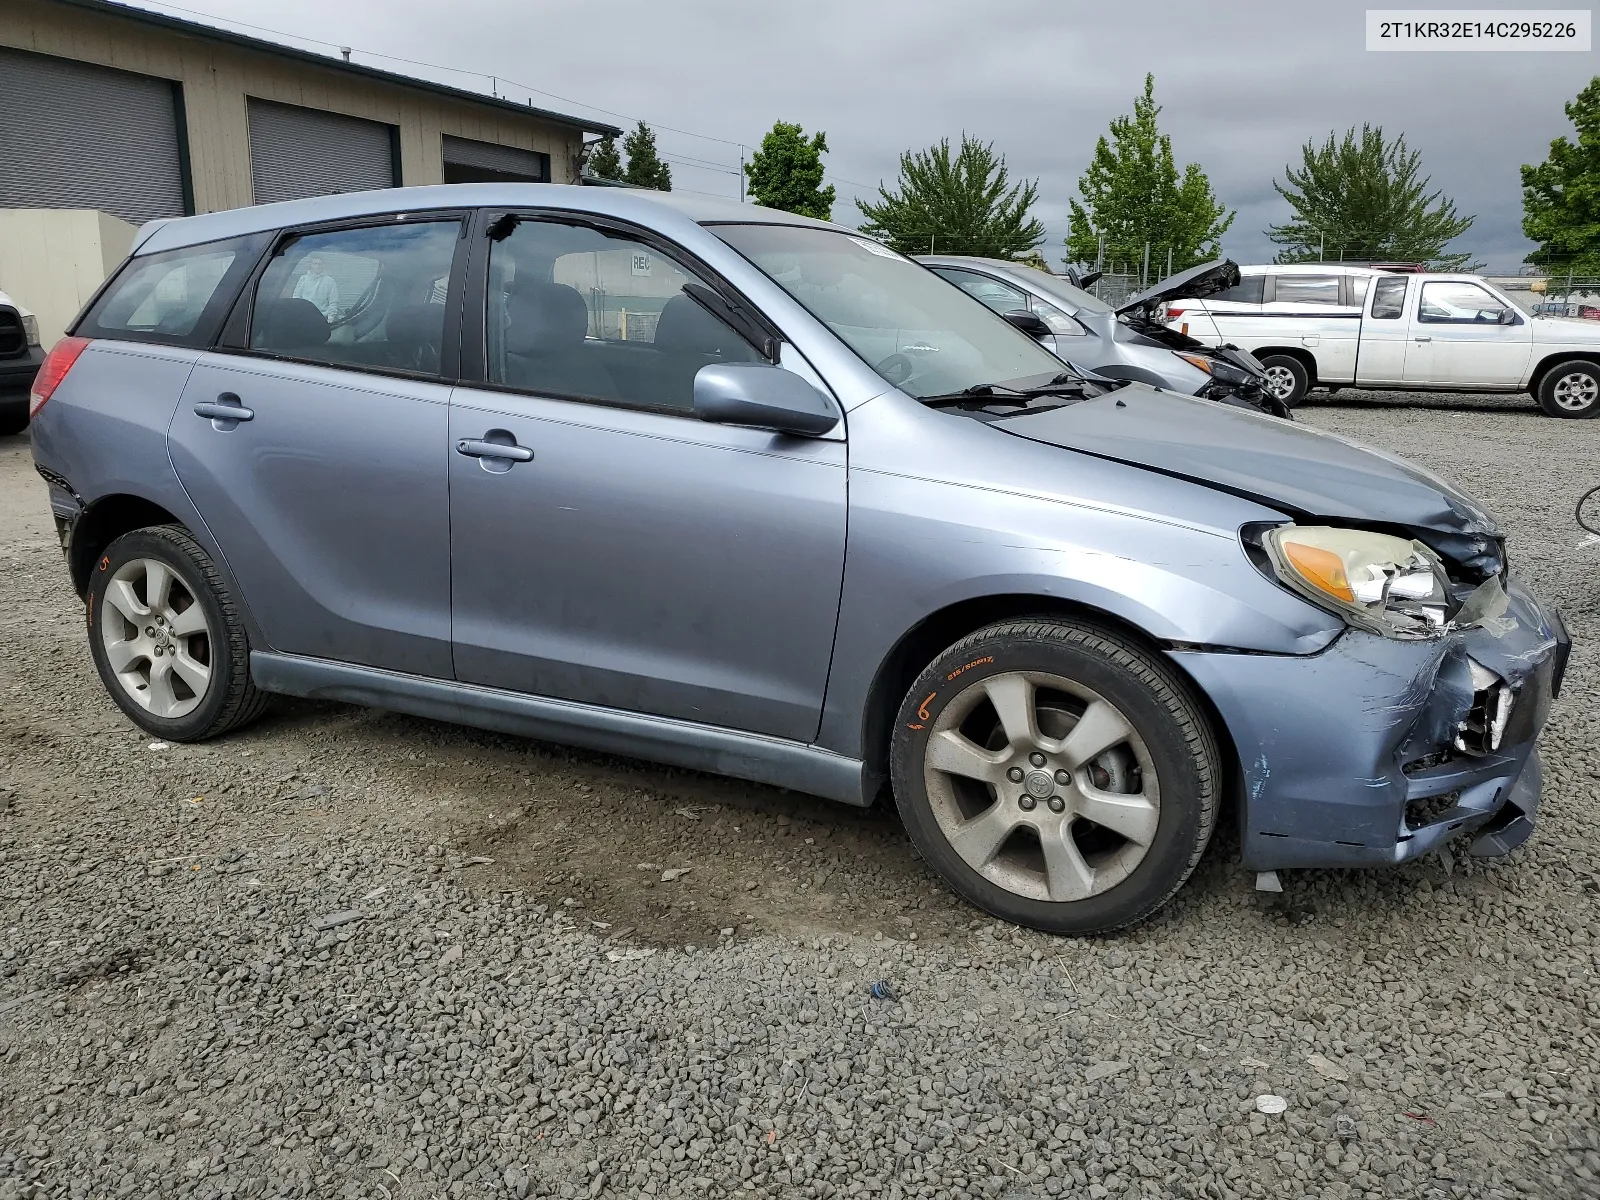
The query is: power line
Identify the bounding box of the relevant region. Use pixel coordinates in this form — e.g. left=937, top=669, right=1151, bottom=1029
left=123, top=0, right=753, bottom=152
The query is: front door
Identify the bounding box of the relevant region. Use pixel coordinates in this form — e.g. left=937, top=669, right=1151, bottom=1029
left=448, top=215, right=847, bottom=742
left=169, top=217, right=464, bottom=677
left=1354, top=275, right=1411, bottom=385
left=1403, top=279, right=1533, bottom=387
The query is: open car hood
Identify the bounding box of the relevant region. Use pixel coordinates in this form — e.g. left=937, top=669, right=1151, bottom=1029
left=1115, top=259, right=1240, bottom=317
left=993, top=387, right=1504, bottom=578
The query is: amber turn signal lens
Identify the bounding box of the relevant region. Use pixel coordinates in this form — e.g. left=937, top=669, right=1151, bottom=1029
left=1281, top=541, right=1355, bottom=603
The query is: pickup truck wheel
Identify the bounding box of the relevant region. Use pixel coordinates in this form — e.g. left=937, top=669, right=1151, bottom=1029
left=1258, top=355, right=1310, bottom=408
left=1538, top=361, right=1600, bottom=418
left=889, top=619, right=1220, bottom=935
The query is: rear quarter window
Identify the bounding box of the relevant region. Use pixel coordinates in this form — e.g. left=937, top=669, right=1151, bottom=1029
left=77, top=233, right=268, bottom=347
left=1207, top=276, right=1264, bottom=304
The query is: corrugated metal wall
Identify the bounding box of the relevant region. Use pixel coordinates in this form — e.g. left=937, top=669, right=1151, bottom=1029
left=0, top=45, right=187, bottom=224
left=442, top=134, right=549, bottom=181
left=247, top=98, right=397, bottom=204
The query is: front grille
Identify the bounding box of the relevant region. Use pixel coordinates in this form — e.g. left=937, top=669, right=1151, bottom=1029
left=0, top=308, right=23, bottom=358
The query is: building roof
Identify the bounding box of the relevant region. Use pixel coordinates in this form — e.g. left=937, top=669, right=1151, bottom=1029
left=47, top=0, right=622, bottom=137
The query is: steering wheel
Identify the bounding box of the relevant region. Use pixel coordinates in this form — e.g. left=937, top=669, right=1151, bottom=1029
left=875, top=352, right=916, bottom=387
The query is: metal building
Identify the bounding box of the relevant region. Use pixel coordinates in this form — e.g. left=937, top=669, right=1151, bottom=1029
left=0, top=0, right=619, bottom=226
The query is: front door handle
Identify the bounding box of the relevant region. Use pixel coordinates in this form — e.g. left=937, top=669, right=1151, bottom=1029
left=456, top=435, right=534, bottom=463
left=1413, top=336, right=1433, bottom=343
left=194, top=393, right=254, bottom=428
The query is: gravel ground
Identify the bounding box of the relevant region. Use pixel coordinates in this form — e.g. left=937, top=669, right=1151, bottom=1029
left=0, top=390, right=1596, bottom=1200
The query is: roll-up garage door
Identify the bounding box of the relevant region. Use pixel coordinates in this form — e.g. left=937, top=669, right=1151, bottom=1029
left=247, top=99, right=398, bottom=204
left=0, top=47, right=187, bottom=225
left=442, top=135, right=550, bottom=184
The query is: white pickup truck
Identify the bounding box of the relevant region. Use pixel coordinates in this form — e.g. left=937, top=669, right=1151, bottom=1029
left=1167, top=263, right=1600, bottom=418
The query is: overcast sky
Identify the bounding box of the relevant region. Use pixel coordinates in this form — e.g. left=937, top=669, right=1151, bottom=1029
left=141, top=0, right=1596, bottom=272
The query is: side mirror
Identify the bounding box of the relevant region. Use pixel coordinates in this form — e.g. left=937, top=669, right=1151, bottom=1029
left=1498, top=308, right=1518, bottom=325
left=693, top=362, right=839, bottom=437
left=1002, top=309, right=1052, bottom=339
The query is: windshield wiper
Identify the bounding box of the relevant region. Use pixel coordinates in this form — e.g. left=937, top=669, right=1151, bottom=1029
left=919, top=373, right=1098, bottom=407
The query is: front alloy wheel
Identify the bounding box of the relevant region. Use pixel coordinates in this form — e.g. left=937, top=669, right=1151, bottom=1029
left=923, top=671, right=1159, bottom=903
left=890, top=619, right=1220, bottom=934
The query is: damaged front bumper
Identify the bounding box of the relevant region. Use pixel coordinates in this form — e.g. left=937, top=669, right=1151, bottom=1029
left=1173, top=578, right=1568, bottom=872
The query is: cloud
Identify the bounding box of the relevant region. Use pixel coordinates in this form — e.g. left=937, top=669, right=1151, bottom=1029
left=168, top=0, right=1591, bottom=271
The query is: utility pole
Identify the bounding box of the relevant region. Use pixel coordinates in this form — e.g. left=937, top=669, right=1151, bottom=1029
left=1166, top=247, right=1172, bottom=278
left=1318, top=232, right=1325, bottom=262
left=739, top=146, right=746, bottom=202
left=1141, top=242, right=1150, bottom=289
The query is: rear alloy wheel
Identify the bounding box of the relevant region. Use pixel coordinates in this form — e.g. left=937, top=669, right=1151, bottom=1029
left=1257, top=354, right=1310, bottom=408
left=890, top=619, right=1220, bottom=934
left=87, top=525, right=268, bottom=741
left=1538, top=360, right=1600, bottom=418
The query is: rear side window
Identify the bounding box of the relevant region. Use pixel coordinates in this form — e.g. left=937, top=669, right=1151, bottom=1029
left=1207, top=276, right=1264, bottom=304
left=249, top=220, right=461, bottom=377
left=1348, top=275, right=1372, bottom=305
left=1273, top=275, right=1341, bottom=305
left=78, top=236, right=261, bottom=346
left=1370, top=276, right=1408, bottom=319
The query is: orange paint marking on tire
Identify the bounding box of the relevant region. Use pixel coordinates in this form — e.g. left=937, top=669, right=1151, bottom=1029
left=99, top=555, right=110, bottom=571
left=916, top=692, right=936, bottom=721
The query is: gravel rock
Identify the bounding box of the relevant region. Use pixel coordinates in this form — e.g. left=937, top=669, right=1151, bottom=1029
left=1, top=395, right=1596, bottom=1199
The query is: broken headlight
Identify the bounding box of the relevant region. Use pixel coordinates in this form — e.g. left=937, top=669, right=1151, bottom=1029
left=1262, top=525, right=1449, bottom=639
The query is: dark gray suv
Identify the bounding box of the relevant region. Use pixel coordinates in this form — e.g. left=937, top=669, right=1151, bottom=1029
left=28, top=185, right=1568, bottom=934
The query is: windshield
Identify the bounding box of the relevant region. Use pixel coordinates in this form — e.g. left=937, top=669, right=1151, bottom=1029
left=711, top=223, right=1067, bottom=399
left=1009, top=265, right=1113, bottom=314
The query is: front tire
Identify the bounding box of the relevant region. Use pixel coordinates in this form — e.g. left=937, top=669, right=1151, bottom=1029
left=86, top=525, right=268, bottom=741
left=1257, top=354, right=1310, bottom=408
left=1538, top=360, right=1600, bottom=418
left=889, top=619, right=1220, bottom=935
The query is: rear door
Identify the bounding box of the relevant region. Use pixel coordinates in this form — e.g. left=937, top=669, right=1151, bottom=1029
left=1403, top=279, right=1533, bottom=387
left=448, top=213, right=847, bottom=742
left=168, top=215, right=465, bottom=677
left=1354, top=275, right=1411, bottom=384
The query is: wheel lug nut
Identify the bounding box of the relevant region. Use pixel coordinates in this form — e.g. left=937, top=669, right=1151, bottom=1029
left=144, top=626, right=156, bottom=637
left=1018, top=795, right=1037, bottom=811
left=1029, top=752, right=1046, bottom=768
left=1006, top=767, right=1024, bottom=783
left=1054, top=769, right=1071, bottom=786
left=1048, top=796, right=1066, bottom=814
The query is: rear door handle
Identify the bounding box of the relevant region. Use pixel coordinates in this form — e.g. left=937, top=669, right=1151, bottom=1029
left=1413, top=336, right=1432, bottom=343
left=194, top=393, right=254, bottom=426
left=456, top=436, right=533, bottom=463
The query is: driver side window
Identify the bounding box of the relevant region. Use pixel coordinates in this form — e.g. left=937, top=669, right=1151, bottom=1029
left=1417, top=281, right=1512, bottom=325
left=249, top=220, right=461, bottom=376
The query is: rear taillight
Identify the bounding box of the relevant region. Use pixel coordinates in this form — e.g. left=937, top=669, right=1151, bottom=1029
left=1165, top=307, right=1187, bottom=319
left=29, top=336, right=91, bottom=418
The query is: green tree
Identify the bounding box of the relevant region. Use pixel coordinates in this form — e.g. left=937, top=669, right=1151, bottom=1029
left=856, top=134, right=1044, bottom=258
left=1268, top=125, right=1475, bottom=269
left=586, top=135, right=622, bottom=181
left=1522, top=77, right=1600, bottom=274
left=621, top=121, right=672, bottom=191
left=1066, top=75, right=1233, bottom=272
left=745, top=122, right=835, bottom=219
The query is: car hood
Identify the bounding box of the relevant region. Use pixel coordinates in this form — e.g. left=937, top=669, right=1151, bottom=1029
left=1114, top=259, right=1240, bottom=316
left=992, top=386, right=1504, bottom=577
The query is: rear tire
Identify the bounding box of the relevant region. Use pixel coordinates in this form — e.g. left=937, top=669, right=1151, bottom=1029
left=1537, top=360, right=1600, bottom=418
left=1257, top=354, right=1310, bottom=408
left=889, top=618, right=1220, bottom=935
left=86, top=525, right=268, bottom=742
